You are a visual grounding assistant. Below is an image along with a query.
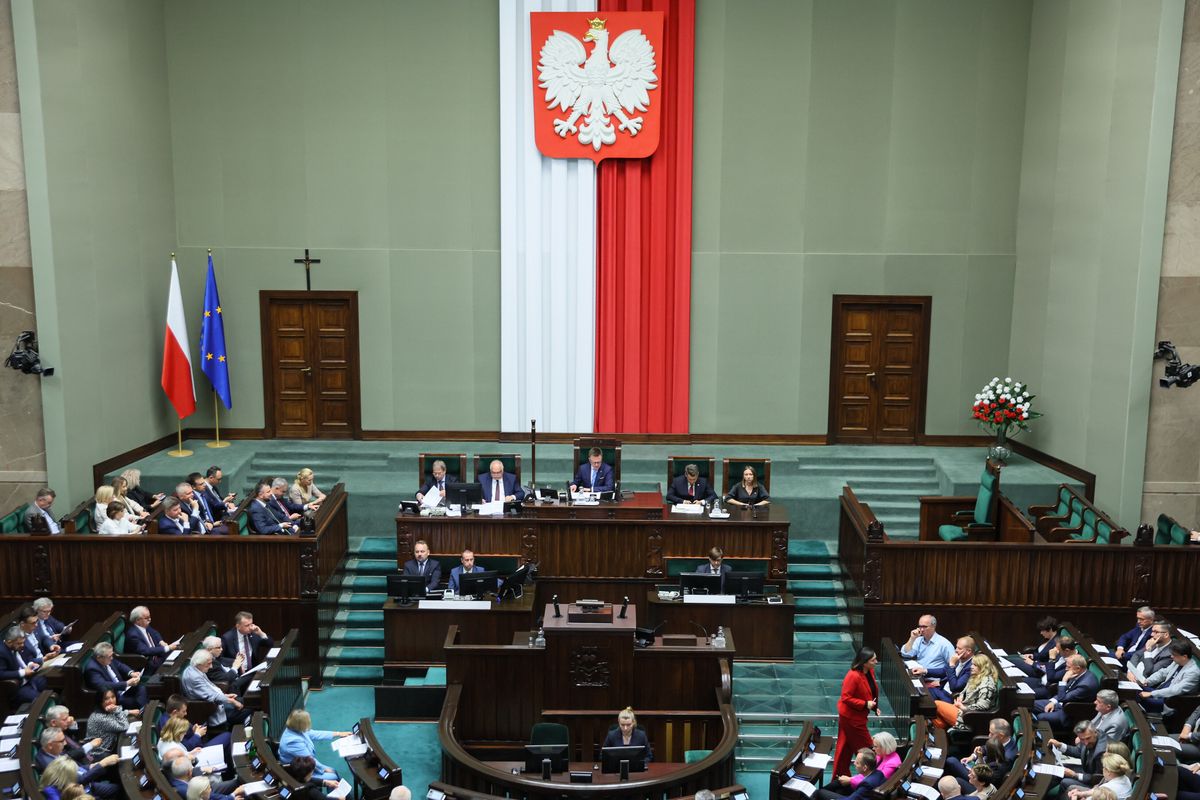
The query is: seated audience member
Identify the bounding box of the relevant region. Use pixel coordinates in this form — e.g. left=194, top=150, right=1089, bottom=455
left=19, top=603, right=59, bottom=659
left=602, top=707, right=654, bottom=762
left=944, top=718, right=1018, bottom=788
left=159, top=497, right=201, bottom=535
left=85, top=690, right=132, bottom=756
left=284, top=755, right=339, bottom=799
left=829, top=732, right=901, bottom=794
left=1089, top=690, right=1128, bottom=748
left=0, top=623, right=46, bottom=704
left=204, top=466, right=239, bottom=514
left=270, top=477, right=305, bottom=519
left=1026, top=636, right=1079, bottom=699
left=1178, top=761, right=1200, bottom=800
left=45, top=704, right=103, bottom=761
left=402, top=540, right=442, bottom=590
left=290, top=468, right=325, bottom=512
left=166, top=755, right=242, bottom=800
left=189, top=472, right=234, bottom=529
left=934, top=654, right=1000, bottom=731
left=111, top=475, right=149, bottom=519
left=1065, top=754, right=1131, bottom=800
left=98, top=501, right=141, bottom=535
left=92, top=485, right=114, bottom=531
left=1178, top=705, right=1200, bottom=761
left=247, top=481, right=296, bottom=535
left=84, top=641, right=146, bottom=710
left=966, top=763, right=996, bottom=800
left=814, top=748, right=884, bottom=800
left=178, top=480, right=229, bottom=536
left=1015, top=616, right=1060, bottom=669
left=389, top=788, right=412, bottom=800
left=667, top=463, right=715, bottom=505
left=23, top=487, right=61, bottom=533
left=1113, top=606, right=1156, bottom=663
left=478, top=459, right=524, bottom=503
left=694, top=547, right=731, bottom=590
left=162, top=694, right=231, bottom=750
left=1126, top=620, right=1173, bottom=684
left=278, top=710, right=352, bottom=782
left=203, top=636, right=240, bottom=686
left=724, top=465, right=770, bottom=507
left=901, top=614, right=955, bottom=677
left=570, top=447, right=614, bottom=494
left=929, top=636, right=976, bottom=704
left=448, top=549, right=494, bottom=595
left=39, top=755, right=84, bottom=800
left=33, top=597, right=71, bottom=646
left=37, top=730, right=120, bottom=799
left=121, top=468, right=164, bottom=510
left=1139, top=640, right=1200, bottom=714
left=936, top=776, right=963, bottom=798
left=221, top=611, right=275, bottom=674
left=415, top=461, right=449, bottom=505
left=1035, top=654, right=1099, bottom=729
left=182, top=649, right=249, bottom=728
left=125, top=604, right=178, bottom=672
left=1049, top=721, right=1108, bottom=793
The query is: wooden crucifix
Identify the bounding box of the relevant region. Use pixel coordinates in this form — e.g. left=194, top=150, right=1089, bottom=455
left=293, top=248, right=321, bottom=290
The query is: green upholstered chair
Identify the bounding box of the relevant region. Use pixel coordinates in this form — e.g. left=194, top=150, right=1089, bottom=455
left=473, top=453, right=522, bottom=485
left=0, top=504, right=28, bottom=533
left=418, top=453, right=467, bottom=487
left=666, top=456, right=716, bottom=489
left=1029, top=485, right=1072, bottom=533
left=684, top=749, right=711, bottom=764
left=937, top=461, right=1000, bottom=542
left=531, top=721, right=569, bottom=745
left=665, top=558, right=768, bottom=577
left=722, top=458, right=771, bottom=496
left=572, top=438, right=621, bottom=483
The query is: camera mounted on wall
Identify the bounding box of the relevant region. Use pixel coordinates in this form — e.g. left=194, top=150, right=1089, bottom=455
left=1153, top=340, right=1197, bottom=388
left=4, top=331, right=53, bottom=377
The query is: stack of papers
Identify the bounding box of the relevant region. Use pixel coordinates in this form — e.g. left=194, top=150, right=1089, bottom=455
left=232, top=742, right=249, bottom=757
left=907, top=784, right=940, bottom=800
left=332, top=736, right=368, bottom=759
left=240, top=781, right=271, bottom=796
left=266, top=648, right=281, bottom=659
left=0, top=757, right=19, bottom=772
left=670, top=503, right=704, bottom=515
left=1118, top=680, right=1142, bottom=691
left=1032, top=763, right=1065, bottom=777
left=781, top=778, right=815, bottom=797
left=120, top=746, right=138, bottom=761
left=64, top=642, right=83, bottom=653
left=801, top=753, right=830, bottom=770
left=126, top=721, right=142, bottom=734
left=328, top=779, right=352, bottom=799
left=197, top=744, right=226, bottom=771
left=916, top=766, right=943, bottom=779
left=0, top=726, right=20, bottom=737
left=1092, top=644, right=1110, bottom=653
left=1153, top=736, right=1182, bottom=751
left=165, top=651, right=182, bottom=663
left=2, top=714, right=25, bottom=725
left=1016, top=683, right=1034, bottom=695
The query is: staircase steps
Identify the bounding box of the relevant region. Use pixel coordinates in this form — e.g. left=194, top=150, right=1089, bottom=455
left=322, top=536, right=392, bottom=685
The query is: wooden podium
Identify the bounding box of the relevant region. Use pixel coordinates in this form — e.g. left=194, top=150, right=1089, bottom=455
left=542, top=602, right=640, bottom=710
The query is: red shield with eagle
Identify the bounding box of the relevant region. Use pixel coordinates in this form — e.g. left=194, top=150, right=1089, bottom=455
left=530, top=12, right=664, bottom=163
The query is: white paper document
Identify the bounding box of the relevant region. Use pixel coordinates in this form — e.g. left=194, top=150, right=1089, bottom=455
left=1032, top=763, right=1065, bottom=777
left=419, top=599, right=491, bottom=610
left=420, top=487, right=441, bottom=509
left=1092, top=644, right=1110, bottom=653
left=240, top=781, right=271, bottom=796
left=1118, top=680, right=1142, bottom=691
left=165, top=650, right=182, bottom=663
left=126, top=721, right=142, bottom=734
left=802, top=753, right=830, bottom=769
left=246, top=660, right=270, bottom=675
left=0, top=738, right=18, bottom=753
left=670, top=503, right=705, bottom=515
left=65, top=642, right=83, bottom=653
left=328, top=779, right=353, bottom=799
left=43, top=655, right=69, bottom=668
left=232, top=742, right=248, bottom=756
left=2, top=715, right=24, bottom=725
left=266, top=648, right=280, bottom=659
left=1016, top=683, right=1034, bottom=695
left=904, top=660, right=921, bottom=671
left=906, top=783, right=940, bottom=800
left=0, top=726, right=19, bottom=737
left=991, top=648, right=1008, bottom=657
left=924, top=747, right=942, bottom=760
left=916, top=766, right=943, bottom=779
left=247, top=680, right=261, bottom=694
left=120, top=746, right=138, bottom=760
left=197, top=744, right=226, bottom=770
left=1003, top=666, right=1025, bottom=677
left=1101, top=656, right=1121, bottom=666
left=782, top=778, right=816, bottom=797
left=0, top=758, right=18, bottom=772
left=335, top=742, right=368, bottom=758
left=911, top=678, right=924, bottom=688
left=477, top=500, right=505, bottom=515
left=683, top=594, right=735, bottom=605
left=332, top=736, right=363, bottom=754
left=1153, top=736, right=1182, bottom=751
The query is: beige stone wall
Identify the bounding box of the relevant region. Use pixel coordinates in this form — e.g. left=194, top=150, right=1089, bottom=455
left=0, top=0, right=46, bottom=509
left=1144, top=0, right=1200, bottom=527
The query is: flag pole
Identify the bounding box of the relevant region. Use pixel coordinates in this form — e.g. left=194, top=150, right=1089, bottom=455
left=168, top=419, right=192, bottom=457
left=207, top=391, right=230, bottom=448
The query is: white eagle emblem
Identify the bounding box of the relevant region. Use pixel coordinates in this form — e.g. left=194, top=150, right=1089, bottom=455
left=537, top=17, right=658, bottom=152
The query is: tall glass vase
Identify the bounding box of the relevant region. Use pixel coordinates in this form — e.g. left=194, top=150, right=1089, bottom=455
left=989, top=425, right=1012, bottom=465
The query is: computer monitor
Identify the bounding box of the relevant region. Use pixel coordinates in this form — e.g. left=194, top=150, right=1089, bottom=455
left=680, top=572, right=723, bottom=595
left=458, top=569, right=499, bottom=599
left=523, top=743, right=569, bottom=774
left=725, top=571, right=764, bottom=598
left=498, top=562, right=533, bottom=600
left=600, top=744, right=647, bottom=774
left=445, top=482, right=483, bottom=507
left=386, top=574, right=427, bottom=604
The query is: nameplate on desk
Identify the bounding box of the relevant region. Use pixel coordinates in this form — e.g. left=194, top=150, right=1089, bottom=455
left=683, top=594, right=736, bottom=605
left=418, top=600, right=491, bottom=610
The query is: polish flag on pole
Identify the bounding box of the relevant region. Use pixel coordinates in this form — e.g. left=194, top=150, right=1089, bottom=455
left=161, top=256, right=196, bottom=419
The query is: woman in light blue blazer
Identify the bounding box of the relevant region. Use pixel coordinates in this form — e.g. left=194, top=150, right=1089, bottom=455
left=277, top=709, right=352, bottom=782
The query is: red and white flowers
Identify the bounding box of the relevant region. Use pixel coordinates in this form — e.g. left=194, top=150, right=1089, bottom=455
left=971, top=376, right=1043, bottom=434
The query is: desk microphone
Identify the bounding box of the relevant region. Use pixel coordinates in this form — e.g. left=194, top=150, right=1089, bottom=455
left=690, top=621, right=709, bottom=643
left=552, top=595, right=562, bottom=618
left=619, top=596, right=629, bottom=619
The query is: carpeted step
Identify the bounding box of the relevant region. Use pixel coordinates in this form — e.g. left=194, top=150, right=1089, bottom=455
left=323, top=665, right=383, bottom=685
left=785, top=540, right=831, bottom=560
left=848, top=474, right=941, bottom=487
left=786, top=579, right=841, bottom=596
left=341, top=591, right=387, bottom=609
left=792, top=613, right=847, bottom=631
left=345, top=558, right=396, bottom=576
left=795, top=465, right=935, bottom=479
left=328, top=627, right=384, bottom=645
left=354, top=537, right=396, bottom=557
left=787, top=563, right=841, bottom=579
left=342, top=574, right=386, bottom=591
left=795, top=454, right=935, bottom=467
left=792, top=596, right=843, bottom=612
left=326, top=645, right=384, bottom=665
left=858, top=498, right=919, bottom=513
left=334, top=609, right=384, bottom=627
left=852, top=485, right=934, bottom=498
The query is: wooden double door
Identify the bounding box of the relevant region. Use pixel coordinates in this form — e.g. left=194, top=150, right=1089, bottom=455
left=827, top=295, right=931, bottom=444
left=260, top=291, right=361, bottom=438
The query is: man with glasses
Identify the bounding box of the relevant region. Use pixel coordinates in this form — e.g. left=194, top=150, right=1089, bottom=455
left=900, top=614, right=955, bottom=678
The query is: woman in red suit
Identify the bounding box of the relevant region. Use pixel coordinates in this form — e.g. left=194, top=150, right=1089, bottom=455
left=832, top=646, right=879, bottom=780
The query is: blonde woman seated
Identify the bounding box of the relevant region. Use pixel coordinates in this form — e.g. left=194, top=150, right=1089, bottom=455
left=1066, top=754, right=1132, bottom=800
left=39, top=755, right=80, bottom=800
left=111, top=476, right=149, bottom=520
left=724, top=466, right=770, bottom=507
left=98, top=502, right=141, bottom=536
left=92, top=485, right=115, bottom=531
left=289, top=469, right=325, bottom=514
left=158, top=717, right=202, bottom=760
left=934, top=654, right=999, bottom=731
left=120, top=468, right=165, bottom=510
left=831, top=731, right=900, bottom=792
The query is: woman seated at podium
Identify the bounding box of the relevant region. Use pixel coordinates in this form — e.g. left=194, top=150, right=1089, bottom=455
left=603, top=707, right=653, bottom=762
left=724, top=466, right=770, bottom=507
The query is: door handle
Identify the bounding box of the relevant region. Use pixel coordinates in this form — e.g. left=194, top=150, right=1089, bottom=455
left=300, top=366, right=312, bottom=374
left=866, top=372, right=876, bottom=380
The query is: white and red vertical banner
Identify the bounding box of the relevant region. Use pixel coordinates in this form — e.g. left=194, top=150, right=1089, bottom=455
left=161, top=257, right=196, bottom=419
left=502, top=0, right=695, bottom=434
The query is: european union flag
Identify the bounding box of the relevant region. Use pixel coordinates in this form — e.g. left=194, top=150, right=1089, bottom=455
left=199, top=253, right=232, bottom=409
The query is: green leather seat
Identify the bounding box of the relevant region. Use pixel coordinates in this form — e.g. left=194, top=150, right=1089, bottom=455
left=0, top=504, right=28, bottom=533
left=684, top=749, right=710, bottom=763
left=938, top=465, right=997, bottom=541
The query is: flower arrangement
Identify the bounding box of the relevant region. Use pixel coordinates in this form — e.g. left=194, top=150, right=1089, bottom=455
left=971, top=376, right=1043, bottom=436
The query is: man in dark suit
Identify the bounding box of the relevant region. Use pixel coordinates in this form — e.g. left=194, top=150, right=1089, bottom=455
left=271, top=477, right=306, bottom=518
left=248, top=482, right=297, bottom=535
left=449, top=549, right=496, bottom=595
left=570, top=448, right=614, bottom=493
left=204, top=466, right=239, bottom=516
left=0, top=624, right=45, bottom=705
left=416, top=461, right=451, bottom=504
left=694, top=546, right=732, bottom=591
left=37, top=727, right=121, bottom=799
left=177, top=480, right=229, bottom=535
left=1049, top=721, right=1108, bottom=793
left=45, top=704, right=104, bottom=762
left=84, top=641, right=147, bottom=710
left=1126, top=620, right=1174, bottom=683
left=17, top=604, right=59, bottom=660
left=403, top=540, right=442, bottom=590
left=943, top=717, right=1018, bottom=792
left=478, top=460, right=524, bottom=503
left=667, top=463, right=716, bottom=505
left=929, top=636, right=976, bottom=704
left=190, top=472, right=235, bottom=530
left=125, top=604, right=177, bottom=673
left=33, top=597, right=71, bottom=646
left=220, top=611, right=275, bottom=676
left=158, top=497, right=201, bottom=535
left=1114, top=606, right=1156, bottom=663
left=1035, top=654, right=1099, bottom=729
left=814, top=748, right=885, bottom=799
left=22, top=487, right=60, bottom=533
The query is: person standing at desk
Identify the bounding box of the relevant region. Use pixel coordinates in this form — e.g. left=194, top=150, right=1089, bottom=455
left=403, top=540, right=442, bottom=590
left=695, top=547, right=731, bottom=591
left=570, top=447, right=614, bottom=493
left=448, top=549, right=489, bottom=595
left=667, top=464, right=715, bottom=505
left=416, top=460, right=449, bottom=504
left=602, top=708, right=653, bottom=762
left=724, top=466, right=770, bottom=507
left=479, top=460, right=524, bottom=503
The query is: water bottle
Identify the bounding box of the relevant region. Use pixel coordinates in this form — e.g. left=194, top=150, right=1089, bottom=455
left=534, top=627, right=546, bottom=647
left=712, top=626, right=726, bottom=648
left=528, top=629, right=536, bottom=648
